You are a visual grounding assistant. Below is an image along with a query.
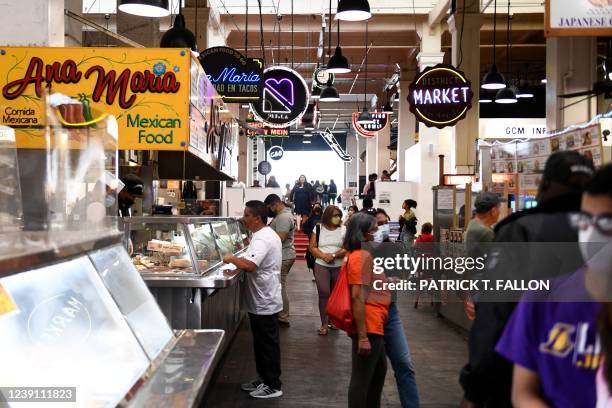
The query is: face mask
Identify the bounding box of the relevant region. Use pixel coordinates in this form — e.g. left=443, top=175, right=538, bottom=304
left=268, top=208, right=277, bottom=218
left=579, top=225, right=611, bottom=273
left=314, top=208, right=322, bottom=215
left=105, top=195, right=116, bottom=208
left=331, top=216, right=341, bottom=226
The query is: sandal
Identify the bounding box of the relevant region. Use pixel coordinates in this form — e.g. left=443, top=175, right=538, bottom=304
left=318, top=327, right=329, bottom=335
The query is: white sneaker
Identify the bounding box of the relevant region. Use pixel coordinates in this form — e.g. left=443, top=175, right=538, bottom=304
left=240, top=379, right=262, bottom=392
left=249, top=383, right=283, bottom=399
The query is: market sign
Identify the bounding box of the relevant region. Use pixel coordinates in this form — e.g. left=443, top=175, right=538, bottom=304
left=351, top=112, right=389, bottom=138
left=408, top=64, right=473, bottom=129
left=0, top=47, right=190, bottom=150
left=545, top=0, right=612, bottom=37
left=199, top=46, right=263, bottom=102
left=268, top=145, right=284, bottom=161
left=250, top=66, right=309, bottom=128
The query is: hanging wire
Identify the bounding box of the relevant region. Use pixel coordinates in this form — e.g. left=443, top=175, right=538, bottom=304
left=507, top=0, right=512, bottom=82
left=457, top=0, right=467, bottom=68
left=257, top=0, right=266, bottom=66
left=328, top=0, right=333, bottom=62
left=195, top=0, right=198, bottom=50
left=364, top=21, right=368, bottom=107
left=245, top=0, right=248, bottom=57
left=291, top=0, right=294, bottom=69
left=492, top=0, right=497, bottom=65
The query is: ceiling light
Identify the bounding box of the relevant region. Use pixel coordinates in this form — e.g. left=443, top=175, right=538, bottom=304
left=479, top=97, right=493, bottom=103
left=382, top=102, right=393, bottom=113
left=303, top=138, right=312, bottom=144
left=336, top=0, right=371, bottom=21
left=327, top=46, right=351, bottom=74
left=160, top=14, right=198, bottom=54
left=541, top=78, right=547, bottom=84
left=118, top=0, right=170, bottom=17
left=516, top=89, right=534, bottom=98
left=304, top=131, right=313, bottom=138
left=357, top=107, right=373, bottom=124
left=482, top=64, right=506, bottom=90
left=495, top=86, right=518, bottom=104
left=320, top=80, right=341, bottom=102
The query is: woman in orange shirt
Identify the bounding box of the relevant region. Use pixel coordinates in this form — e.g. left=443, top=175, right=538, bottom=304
left=343, top=212, right=391, bottom=408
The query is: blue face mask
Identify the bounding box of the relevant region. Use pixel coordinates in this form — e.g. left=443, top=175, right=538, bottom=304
left=105, top=195, right=116, bottom=208
left=374, top=224, right=390, bottom=243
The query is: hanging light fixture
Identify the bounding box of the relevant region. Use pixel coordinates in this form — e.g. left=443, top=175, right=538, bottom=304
left=336, top=0, right=371, bottom=21
left=479, top=93, right=494, bottom=103
left=119, top=0, right=170, bottom=17
left=357, top=21, right=373, bottom=124
left=320, top=0, right=341, bottom=101
left=320, top=79, right=341, bottom=102
left=311, top=86, right=321, bottom=100
left=160, top=2, right=198, bottom=54
left=327, top=9, right=351, bottom=74
left=481, top=0, right=505, bottom=90
left=495, top=0, right=516, bottom=104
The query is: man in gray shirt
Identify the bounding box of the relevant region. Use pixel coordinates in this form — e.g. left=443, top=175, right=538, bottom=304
left=464, top=191, right=501, bottom=258
left=264, top=194, right=296, bottom=327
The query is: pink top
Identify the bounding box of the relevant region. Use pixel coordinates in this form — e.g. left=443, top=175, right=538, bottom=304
left=597, top=363, right=612, bottom=408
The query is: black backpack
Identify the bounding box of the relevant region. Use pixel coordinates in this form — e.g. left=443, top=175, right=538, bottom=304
left=305, top=224, right=321, bottom=270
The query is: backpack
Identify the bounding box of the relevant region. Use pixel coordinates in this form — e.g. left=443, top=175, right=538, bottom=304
left=305, top=224, right=321, bottom=270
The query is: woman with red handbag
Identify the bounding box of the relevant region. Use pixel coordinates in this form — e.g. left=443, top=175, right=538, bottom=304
left=340, top=213, right=391, bottom=408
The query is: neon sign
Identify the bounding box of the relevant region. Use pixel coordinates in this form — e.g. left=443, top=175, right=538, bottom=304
left=351, top=112, right=389, bottom=138
left=199, top=46, right=263, bottom=103
left=408, top=64, right=473, bottom=129
left=250, top=66, right=309, bottom=128
left=320, top=128, right=353, bottom=162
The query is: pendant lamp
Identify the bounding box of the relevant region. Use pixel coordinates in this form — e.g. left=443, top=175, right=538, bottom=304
left=336, top=0, right=371, bottom=21
left=356, top=22, right=372, bottom=124
left=320, top=0, right=341, bottom=101
left=119, top=0, right=170, bottom=17
left=481, top=0, right=505, bottom=90
left=320, top=79, right=341, bottom=102
left=382, top=90, right=393, bottom=113
left=160, top=5, right=198, bottom=54
left=311, top=87, right=321, bottom=100
left=327, top=15, right=351, bottom=73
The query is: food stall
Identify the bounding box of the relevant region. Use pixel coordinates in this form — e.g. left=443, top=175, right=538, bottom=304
left=0, top=47, right=246, bottom=352
left=0, top=109, right=223, bottom=406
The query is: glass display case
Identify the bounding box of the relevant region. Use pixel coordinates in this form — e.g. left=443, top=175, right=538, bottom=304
left=123, top=217, right=249, bottom=288
left=0, top=232, right=225, bottom=407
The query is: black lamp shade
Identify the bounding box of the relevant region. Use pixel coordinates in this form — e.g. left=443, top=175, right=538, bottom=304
left=160, top=14, right=198, bottom=53
left=336, top=0, right=371, bottom=21
left=357, top=107, right=373, bottom=124
left=327, top=46, right=351, bottom=74
left=482, top=64, right=506, bottom=90
left=495, top=86, right=518, bottom=104
left=382, top=102, right=393, bottom=113
left=119, top=0, right=170, bottom=17
left=320, top=81, right=341, bottom=102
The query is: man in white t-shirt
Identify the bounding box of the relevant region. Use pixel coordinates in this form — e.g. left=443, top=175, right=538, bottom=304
left=223, top=200, right=283, bottom=399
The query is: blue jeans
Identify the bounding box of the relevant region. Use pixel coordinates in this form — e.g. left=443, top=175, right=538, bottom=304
left=384, top=302, right=420, bottom=408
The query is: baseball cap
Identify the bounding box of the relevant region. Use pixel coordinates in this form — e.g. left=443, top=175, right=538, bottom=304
left=264, top=194, right=282, bottom=206
left=543, top=151, right=595, bottom=185
left=121, top=174, right=144, bottom=197
left=474, top=192, right=500, bottom=213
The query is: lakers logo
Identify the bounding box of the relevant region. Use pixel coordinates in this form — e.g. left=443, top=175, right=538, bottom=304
left=539, top=323, right=575, bottom=357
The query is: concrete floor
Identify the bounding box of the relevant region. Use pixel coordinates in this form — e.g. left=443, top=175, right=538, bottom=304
left=204, top=261, right=468, bottom=408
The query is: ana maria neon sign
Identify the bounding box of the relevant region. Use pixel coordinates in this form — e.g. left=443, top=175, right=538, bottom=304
left=408, top=64, right=473, bottom=129
left=199, top=46, right=263, bottom=103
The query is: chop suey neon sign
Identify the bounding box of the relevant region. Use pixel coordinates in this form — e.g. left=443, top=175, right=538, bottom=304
left=2, top=57, right=180, bottom=109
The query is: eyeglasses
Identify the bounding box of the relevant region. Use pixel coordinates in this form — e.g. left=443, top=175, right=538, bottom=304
left=571, top=212, right=612, bottom=236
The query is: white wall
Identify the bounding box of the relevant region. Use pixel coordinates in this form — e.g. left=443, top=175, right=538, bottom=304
left=0, top=0, right=65, bottom=46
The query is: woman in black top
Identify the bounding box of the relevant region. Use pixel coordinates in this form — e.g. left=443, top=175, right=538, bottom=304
left=290, top=175, right=315, bottom=231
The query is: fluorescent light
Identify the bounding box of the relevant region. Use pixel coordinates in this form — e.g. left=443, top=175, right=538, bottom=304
left=540, top=78, right=547, bottom=84
left=479, top=98, right=493, bottom=103
left=118, top=0, right=170, bottom=17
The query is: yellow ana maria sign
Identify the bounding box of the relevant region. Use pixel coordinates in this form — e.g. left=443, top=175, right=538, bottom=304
left=0, top=47, right=192, bottom=150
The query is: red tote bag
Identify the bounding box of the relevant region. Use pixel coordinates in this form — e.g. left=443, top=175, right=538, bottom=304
left=326, top=257, right=354, bottom=332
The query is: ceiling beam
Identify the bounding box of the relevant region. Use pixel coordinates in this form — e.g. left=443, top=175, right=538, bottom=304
left=428, top=0, right=450, bottom=27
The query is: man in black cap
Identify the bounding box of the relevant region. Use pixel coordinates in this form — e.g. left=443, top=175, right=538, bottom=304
left=264, top=193, right=296, bottom=328
left=119, top=174, right=145, bottom=217
left=459, top=150, right=595, bottom=408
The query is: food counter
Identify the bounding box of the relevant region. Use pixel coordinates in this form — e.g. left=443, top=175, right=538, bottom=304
left=0, top=231, right=224, bottom=407
left=123, top=216, right=248, bottom=345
